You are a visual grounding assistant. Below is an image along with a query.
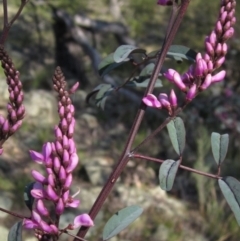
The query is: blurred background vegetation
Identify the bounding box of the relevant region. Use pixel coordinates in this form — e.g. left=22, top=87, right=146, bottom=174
left=1, top=0, right=240, bottom=240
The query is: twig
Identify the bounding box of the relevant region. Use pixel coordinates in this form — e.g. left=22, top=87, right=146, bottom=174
left=133, top=154, right=222, bottom=179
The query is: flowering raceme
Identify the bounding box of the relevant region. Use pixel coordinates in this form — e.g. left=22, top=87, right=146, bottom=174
left=23, top=67, right=93, bottom=239
left=144, top=0, right=236, bottom=114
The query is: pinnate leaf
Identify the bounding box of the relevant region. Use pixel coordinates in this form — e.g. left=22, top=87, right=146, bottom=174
left=219, top=177, right=240, bottom=225
left=211, top=132, right=229, bottom=165
left=103, top=205, right=143, bottom=240
left=8, top=221, right=23, bottom=241
left=167, top=117, right=186, bottom=155
left=159, top=159, right=180, bottom=191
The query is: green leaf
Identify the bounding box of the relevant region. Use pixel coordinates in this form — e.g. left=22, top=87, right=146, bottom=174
left=211, top=132, right=229, bottom=165
left=113, top=45, right=146, bottom=63
left=147, top=45, right=197, bottom=62
left=159, top=159, right=180, bottom=191
left=98, top=53, right=129, bottom=77
left=167, top=45, right=197, bottom=62
left=23, top=182, right=35, bottom=211
left=167, top=117, right=186, bottom=155
left=98, top=53, right=115, bottom=70
left=219, top=177, right=240, bottom=225
left=8, top=221, right=23, bottom=241
left=103, top=205, right=143, bottom=240
left=95, top=84, right=114, bottom=110
left=139, top=63, right=159, bottom=77
left=126, top=76, right=162, bottom=88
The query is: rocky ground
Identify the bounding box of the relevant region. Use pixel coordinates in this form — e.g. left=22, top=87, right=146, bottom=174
left=0, top=80, right=229, bottom=241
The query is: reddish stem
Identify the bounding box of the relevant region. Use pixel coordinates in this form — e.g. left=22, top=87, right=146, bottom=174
left=74, top=1, right=191, bottom=239
left=133, top=153, right=222, bottom=179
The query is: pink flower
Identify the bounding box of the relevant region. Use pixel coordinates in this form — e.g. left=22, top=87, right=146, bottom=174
left=69, top=214, right=94, bottom=229
left=142, top=94, right=161, bottom=108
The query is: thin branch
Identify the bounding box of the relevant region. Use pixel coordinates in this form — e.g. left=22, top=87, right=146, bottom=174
left=74, top=1, right=191, bottom=240
left=0, top=207, right=28, bottom=219
left=133, top=154, right=222, bottom=179
left=0, top=0, right=29, bottom=45
left=3, top=0, right=8, bottom=26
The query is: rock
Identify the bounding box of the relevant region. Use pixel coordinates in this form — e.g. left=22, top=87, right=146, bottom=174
left=0, top=226, right=9, bottom=241
left=24, top=90, right=58, bottom=125
left=0, top=192, right=13, bottom=218
left=83, top=157, right=114, bottom=185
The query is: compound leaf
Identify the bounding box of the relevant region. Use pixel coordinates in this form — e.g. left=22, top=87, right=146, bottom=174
left=219, top=177, right=240, bottom=225
left=103, top=205, right=143, bottom=240
left=159, top=159, right=180, bottom=191
left=211, top=132, right=229, bottom=165
left=167, top=117, right=186, bottom=155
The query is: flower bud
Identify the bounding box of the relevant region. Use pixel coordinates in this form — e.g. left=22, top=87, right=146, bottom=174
left=186, top=84, right=197, bottom=101
left=56, top=198, right=64, bottom=215
left=211, top=70, right=226, bottom=83
left=36, top=200, right=49, bottom=216
left=169, top=89, right=177, bottom=107
left=66, top=153, right=79, bottom=173
left=173, top=72, right=187, bottom=91
left=200, top=74, right=212, bottom=90
left=142, top=94, right=161, bottom=108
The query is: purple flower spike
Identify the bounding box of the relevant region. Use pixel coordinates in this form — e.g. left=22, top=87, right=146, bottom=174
left=173, top=72, right=187, bottom=91
left=142, top=94, right=161, bottom=108
left=72, top=214, right=94, bottom=229
left=186, top=84, right=197, bottom=101
left=200, top=74, right=212, bottom=90
left=211, top=70, right=226, bottom=83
